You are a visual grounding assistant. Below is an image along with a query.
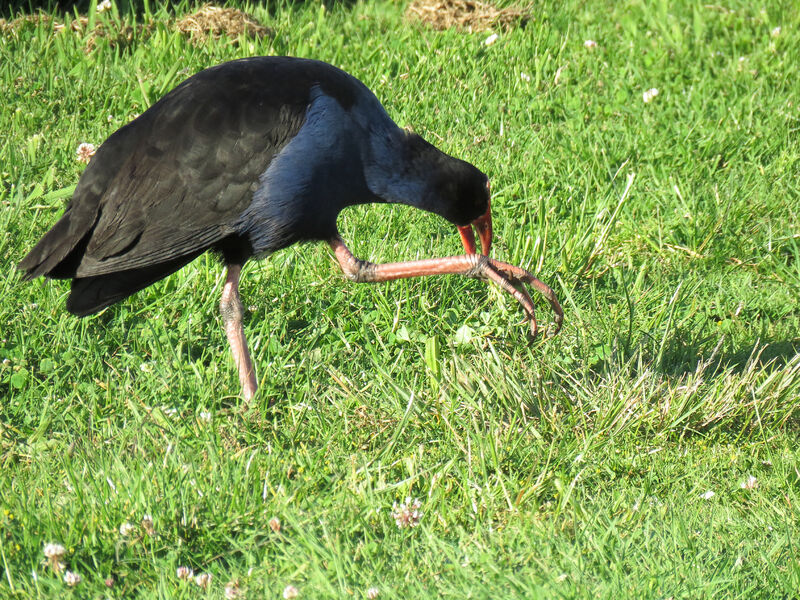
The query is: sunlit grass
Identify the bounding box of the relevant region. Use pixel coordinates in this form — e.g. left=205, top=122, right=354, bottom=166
left=1, top=0, right=799, bottom=598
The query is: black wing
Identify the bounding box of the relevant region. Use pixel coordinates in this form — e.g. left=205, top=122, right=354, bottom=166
left=18, top=57, right=360, bottom=314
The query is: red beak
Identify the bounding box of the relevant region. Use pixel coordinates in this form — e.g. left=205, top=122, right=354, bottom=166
left=458, top=198, right=492, bottom=256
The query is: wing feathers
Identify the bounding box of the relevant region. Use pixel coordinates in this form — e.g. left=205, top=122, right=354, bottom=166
left=20, top=57, right=356, bottom=310
left=18, top=205, right=100, bottom=280
left=66, top=251, right=204, bottom=316
left=75, top=225, right=227, bottom=277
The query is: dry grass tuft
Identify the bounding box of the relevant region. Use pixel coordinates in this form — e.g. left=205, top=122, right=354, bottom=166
left=175, top=5, right=272, bottom=44
left=406, top=0, right=530, bottom=32
left=2, top=5, right=271, bottom=51
left=65, top=16, right=142, bottom=52
left=0, top=13, right=146, bottom=52
left=0, top=13, right=54, bottom=33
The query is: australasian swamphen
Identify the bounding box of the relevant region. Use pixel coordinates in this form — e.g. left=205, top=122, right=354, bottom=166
left=19, top=57, right=562, bottom=400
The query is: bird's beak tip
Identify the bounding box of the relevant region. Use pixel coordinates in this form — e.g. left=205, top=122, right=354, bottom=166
left=458, top=200, right=492, bottom=256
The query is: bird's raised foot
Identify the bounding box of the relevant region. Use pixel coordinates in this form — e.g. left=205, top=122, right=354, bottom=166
left=329, top=236, right=563, bottom=340
left=469, top=257, right=563, bottom=339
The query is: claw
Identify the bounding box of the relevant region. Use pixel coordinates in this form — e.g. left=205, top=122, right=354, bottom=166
left=478, top=257, right=563, bottom=338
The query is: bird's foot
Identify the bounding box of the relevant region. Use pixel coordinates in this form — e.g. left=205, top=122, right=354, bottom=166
left=468, top=256, right=563, bottom=339
left=329, top=236, right=563, bottom=339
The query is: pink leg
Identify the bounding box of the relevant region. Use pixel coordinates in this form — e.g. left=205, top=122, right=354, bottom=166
left=328, top=236, right=563, bottom=336
left=220, top=264, right=257, bottom=400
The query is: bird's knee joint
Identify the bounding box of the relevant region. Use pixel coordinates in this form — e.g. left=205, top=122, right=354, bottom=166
left=465, top=255, right=489, bottom=279
left=345, top=258, right=377, bottom=283
left=220, top=294, right=244, bottom=323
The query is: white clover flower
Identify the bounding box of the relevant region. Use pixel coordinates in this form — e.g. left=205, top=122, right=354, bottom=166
left=520, top=72, right=531, bottom=82
left=119, top=522, right=136, bottom=536
left=176, top=566, right=194, bottom=580
left=740, top=476, right=758, bottom=490
left=225, top=580, right=243, bottom=599
left=195, top=572, right=212, bottom=589
left=392, top=497, right=422, bottom=528
left=642, top=88, right=659, bottom=103
left=97, top=0, right=112, bottom=13
left=366, top=587, right=380, bottom=599
left=43, top=543, right=66, bottom=561
left=63, top=570, right=81, bottom=587
left=141, top=514, right=155, bottom=536
left=583, top=39, right=598, bottom=49
left=283, top=584, right=300, bottom=599
left=771, top=26, right=781, bottom=37
left=198, top=410, right=212, bottom=422
left=75, top=143, right=96, bottom=163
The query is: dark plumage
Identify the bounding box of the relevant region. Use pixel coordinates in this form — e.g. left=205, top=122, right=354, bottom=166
left=20, top=56, right=561, bottom=400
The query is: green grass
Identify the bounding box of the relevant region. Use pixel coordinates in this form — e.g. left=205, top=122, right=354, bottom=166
left=2, top=0, right=800, bottom=597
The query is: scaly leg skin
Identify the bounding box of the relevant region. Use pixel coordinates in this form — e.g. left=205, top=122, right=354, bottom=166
left=220, top=263, right=258, bottom=401
left=328, top=236, right=563, bottom=337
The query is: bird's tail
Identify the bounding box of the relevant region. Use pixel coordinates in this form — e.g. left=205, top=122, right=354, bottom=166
left=66, top=251, right=204, bottom=316
left=18, top=210, right=93, bottom=280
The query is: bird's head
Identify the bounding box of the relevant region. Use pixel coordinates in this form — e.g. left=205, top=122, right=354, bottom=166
left=426, top=160, right=492, bottom=256
left=399, top=132, right=492, bottom=255
left=365, top=129, right=493, bottom=255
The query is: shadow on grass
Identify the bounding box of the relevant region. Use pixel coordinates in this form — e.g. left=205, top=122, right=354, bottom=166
left=4, top=1, right=92, bottom=16
left=719, top=339, right=800, bottom=370
left=653, top=334, right=800, bottom=378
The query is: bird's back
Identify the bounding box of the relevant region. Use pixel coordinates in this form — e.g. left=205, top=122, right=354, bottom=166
left=18, top=57, right=376, bottom=314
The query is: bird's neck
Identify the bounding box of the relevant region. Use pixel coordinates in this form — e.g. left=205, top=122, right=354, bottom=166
left=362, top=124, right=452, bottom=214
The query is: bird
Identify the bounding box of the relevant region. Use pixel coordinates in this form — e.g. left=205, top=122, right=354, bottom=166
left=19, top=56, right=562, bottom=401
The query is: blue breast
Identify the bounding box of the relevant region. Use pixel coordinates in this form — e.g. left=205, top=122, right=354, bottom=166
left=234, top=87, right=383, bottom=254
left=234, top=80, right=438, bottom=256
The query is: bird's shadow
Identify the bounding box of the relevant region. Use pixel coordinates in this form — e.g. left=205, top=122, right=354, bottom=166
left=657, top=336, right=799, bottom=377
left=715, top=339, right=798, bottom=372
left=590, top=336, right=800, bottom=378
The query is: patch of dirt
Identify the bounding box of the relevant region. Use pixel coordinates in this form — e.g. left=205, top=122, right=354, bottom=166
left=406, top=0, right=530, bottom=32
left=175, top=5, right=272, bottom=44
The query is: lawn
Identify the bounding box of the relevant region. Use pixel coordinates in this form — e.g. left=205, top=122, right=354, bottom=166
left=1, top=0, right=799, bottom=598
